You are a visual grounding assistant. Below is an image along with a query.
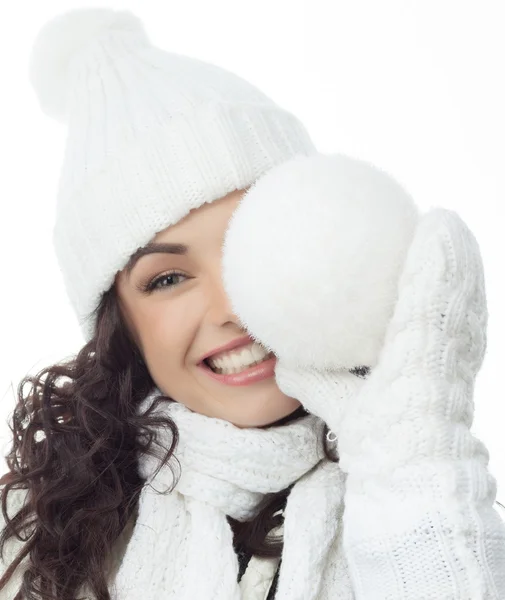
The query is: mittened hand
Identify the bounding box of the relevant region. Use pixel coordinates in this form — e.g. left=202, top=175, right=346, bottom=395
left=335, top=207, right=489, bottom=479
left=271, top=362, right=366, bottom=440
left=222, top=152, right=419, bottom=432
left=222, top=151, right=489, bottom=482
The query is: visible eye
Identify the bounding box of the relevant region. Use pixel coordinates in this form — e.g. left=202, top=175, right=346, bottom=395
left=138, top=271, right=189, bottom=294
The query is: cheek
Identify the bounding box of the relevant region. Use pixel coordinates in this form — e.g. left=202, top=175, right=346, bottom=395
left=138, top=301, right=197, bottom=379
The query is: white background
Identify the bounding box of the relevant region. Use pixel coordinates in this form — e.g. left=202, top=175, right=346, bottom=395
left=0, top=1, right=503, bottom=502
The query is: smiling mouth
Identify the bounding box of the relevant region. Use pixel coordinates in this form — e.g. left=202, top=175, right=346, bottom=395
left=198, top=354, right=277, bottom=387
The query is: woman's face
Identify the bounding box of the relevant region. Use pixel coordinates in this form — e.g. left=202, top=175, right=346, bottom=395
left=115, top=188, right=301, bottom=427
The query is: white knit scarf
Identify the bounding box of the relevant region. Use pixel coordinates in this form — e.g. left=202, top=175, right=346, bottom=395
left=112, top=389, right=349, bottom=599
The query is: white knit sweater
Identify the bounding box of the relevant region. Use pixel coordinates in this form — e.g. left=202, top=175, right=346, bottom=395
left=1, top=468, right=504, bottom=599
left=0, top=487, right=283, bottom=600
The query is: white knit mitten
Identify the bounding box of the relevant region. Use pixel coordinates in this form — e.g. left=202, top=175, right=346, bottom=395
left=272, top=206, right=489, bottom=477
left=337, top=208, right=505, bottom=600
left=336, top=207, right=488, bottom=478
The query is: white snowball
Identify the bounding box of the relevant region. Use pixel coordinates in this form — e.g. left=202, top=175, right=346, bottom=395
left=222, top=153, right=420, bottom=371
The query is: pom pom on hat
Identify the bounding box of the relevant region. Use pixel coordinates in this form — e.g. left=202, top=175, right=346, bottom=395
left=28, top=8, right=149, bottom=122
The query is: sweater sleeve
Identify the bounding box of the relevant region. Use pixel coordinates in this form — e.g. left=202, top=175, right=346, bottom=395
left=341, top=438, right=505, bottom=599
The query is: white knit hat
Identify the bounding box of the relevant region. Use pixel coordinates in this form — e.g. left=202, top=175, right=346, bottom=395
left=28, top=8, right=318, bottom=342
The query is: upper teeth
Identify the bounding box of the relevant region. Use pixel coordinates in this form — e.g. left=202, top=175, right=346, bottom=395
left=207, top=342, right=271, bottom=372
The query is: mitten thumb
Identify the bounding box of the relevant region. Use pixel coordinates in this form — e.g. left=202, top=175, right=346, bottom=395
left=274, top=361, right=367, bottom=437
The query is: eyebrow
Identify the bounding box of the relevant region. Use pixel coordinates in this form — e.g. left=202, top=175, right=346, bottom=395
left=125, top=242, right=189, bottom=278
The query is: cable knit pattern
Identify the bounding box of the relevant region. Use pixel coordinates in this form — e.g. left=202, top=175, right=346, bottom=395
left=273, top=209, right=505, bottom=598
left=335, top=209, right=505, bottom=599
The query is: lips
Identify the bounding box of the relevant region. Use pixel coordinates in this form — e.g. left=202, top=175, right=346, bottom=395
left=198, top=354, right=277, bottom=386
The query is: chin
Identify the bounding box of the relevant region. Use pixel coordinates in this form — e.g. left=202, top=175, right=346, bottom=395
left=226, top=396, right=304, bottom=429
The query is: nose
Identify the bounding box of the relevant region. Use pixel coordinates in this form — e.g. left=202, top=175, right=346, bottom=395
left=204, top=255, right=242, bottom=328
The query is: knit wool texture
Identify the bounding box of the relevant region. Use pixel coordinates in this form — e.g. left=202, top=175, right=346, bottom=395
left=28, top=8, right=318, bottom=342
left=111, top=395, right=354, bottom=600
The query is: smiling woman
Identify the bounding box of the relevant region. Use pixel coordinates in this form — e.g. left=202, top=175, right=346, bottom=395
left=0, top=253, right=335, bottom=599
left=3, top=5, right=505, bottom=600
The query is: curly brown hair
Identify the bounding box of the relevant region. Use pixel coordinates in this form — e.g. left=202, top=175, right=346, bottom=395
left=0, top=282, right=339, bottom=599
